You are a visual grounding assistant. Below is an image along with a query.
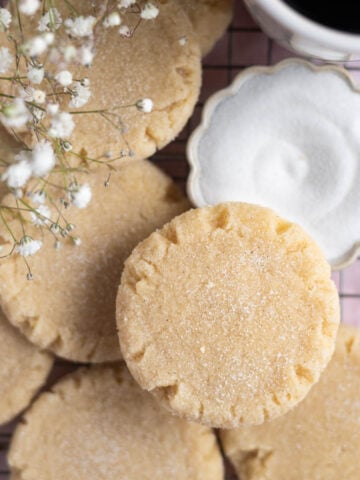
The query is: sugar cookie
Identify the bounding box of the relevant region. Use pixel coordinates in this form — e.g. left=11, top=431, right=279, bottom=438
left=0, top=1, right=201, bottom=161
left=117, top=203, right=340, bottom=428
left=0, top=160, right=190, bottom=363
left=178, top=0, right=234, bottom=56
left=9, top=364, right=224, bottom=480
left=0, top=309, right=53, bottom=426
left=221, top=325, right=360, bottom=480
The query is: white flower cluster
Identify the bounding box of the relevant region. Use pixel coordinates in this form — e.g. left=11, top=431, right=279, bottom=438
left=38, top=8, right=62, bottom=32
left=0, top=8, right=11, bottom=31
left=0, top=1, right=159, bottom=267
left=140, top=3, right=159, bottom=20
left=0, top=46, right=12, bottom=73
left=69, top=183, right=92, bottom=209
left=19, top=0, right=41, bottom=16
left=1, top=141, right=55, bottom=188
left=15, top=236, right=42, bottom=257
left=0, top=98, right=31, bottom=128
left=64, top=16, right=96, bottom=38
left=102, top=0, right=160, bottom=36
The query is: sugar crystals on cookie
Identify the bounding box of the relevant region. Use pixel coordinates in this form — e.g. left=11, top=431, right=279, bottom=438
left=117, top=202, right=340, bottom=428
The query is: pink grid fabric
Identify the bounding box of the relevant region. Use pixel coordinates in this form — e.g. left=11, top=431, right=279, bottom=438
left=0, top=2, right=359, bottom=479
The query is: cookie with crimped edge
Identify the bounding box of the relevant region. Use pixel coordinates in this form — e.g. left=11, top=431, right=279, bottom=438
left=0, top=160, right=190, bottom=363
left=178, top=0, right=234, bottom=56
left=0, top=0, right=201, bottom=161
left=0, top=308, right=53, bottom=426
left=117, top=202, right=340, bottom=428
left=221, top=324, right=360, bottom=480
left=8, top=364, right=224, bottom=480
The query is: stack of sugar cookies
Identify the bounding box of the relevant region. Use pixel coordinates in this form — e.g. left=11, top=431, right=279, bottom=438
left=0, top=2, right=358, bottom=480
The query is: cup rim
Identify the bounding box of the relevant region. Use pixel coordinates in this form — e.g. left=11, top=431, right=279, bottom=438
left=186, top=58, right=360, bottom=270
left=253, top=0, right=360, bottom=52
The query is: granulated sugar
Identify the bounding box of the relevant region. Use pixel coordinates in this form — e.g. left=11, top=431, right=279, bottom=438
left=195, top=62, right=360, bottom=267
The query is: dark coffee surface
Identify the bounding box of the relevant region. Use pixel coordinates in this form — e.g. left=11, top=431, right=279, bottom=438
left=283, top=0, right=360, bottom=33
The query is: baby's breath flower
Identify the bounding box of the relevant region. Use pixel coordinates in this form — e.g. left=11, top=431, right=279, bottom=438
left=14, top=188, right=23, bottom=198
left=32, top=89, right=46, bottom=104
left=16, top=236, right=42, bottom=257
left=27, top=65, right=44, bottom=84
left=30, top=204, right=50, bottom=226
left=64, top=16, right=96, bottom=38
left=179, top=36, right=187, bottom=46
left=22, top=35, right=48, bottom=56
left=136, top=98, right=153, bottom=113
left=118, top=0, right=136, bottom=7
left=49, top=111, right=75, bottom=139
left=1, top=159, right=32, bottom=188
left=69, top=81, right=91, bottom=108
left=30, top=141, right=55, bottom=177
left=80, top=77, right=90, bottom=87
left=76, top=45, right=94, bottom=66
left=19, top=0, right=41, bottom=16
left=62, top=44, right=77, bottom=62
left=140, top=2, right=159, bottom=20
left=31, top=190, right=46, bottom=205
left=19, top=85, right=35, bottom=101
left=15, top=150, right=32, bottom=163
left=72, top=236, right=81, bottom=246
left=70, top=183, right=92, bottom=209
left=0, top=46, right=12, bottom=73
left=0, top=98, right=31, bottom=128
left=55, top=70, right=73, bottom=87
left=43, top=32, right=55, bottom=45
left=0, top=8, right=11, bottom=31
left=31, top=106, right=45, bottom=121
left=38, top=8, right=62, bottom=31
left=103, top=12, right=121, bottom=28
left=119, top=25, right=131, bottom=37
left=46, top=103, right=59, bottom=115
left=50, top=223, right=59, bottom=234
left=61, top=140, right=72, bottom=152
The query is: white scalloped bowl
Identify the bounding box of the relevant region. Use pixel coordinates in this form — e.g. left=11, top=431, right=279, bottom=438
left=187, top=59, right=360, bottom=270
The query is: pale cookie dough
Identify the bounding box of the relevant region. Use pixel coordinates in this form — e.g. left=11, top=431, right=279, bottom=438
left=117, top=203, right=340, bottom=428
left=8, top=364, right=224, bottom=480
left=0, top=0, right=201, bottom=161
left=178, top=0, right=234, bottom=56
left=0, top=309, right=53, bottom=426
left=0, top=160, right=190, bottom=363
left=221, top=325, right=360, bottom=480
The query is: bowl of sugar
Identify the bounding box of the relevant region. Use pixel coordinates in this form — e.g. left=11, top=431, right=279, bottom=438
left=187, top=59, right=360, bottom=270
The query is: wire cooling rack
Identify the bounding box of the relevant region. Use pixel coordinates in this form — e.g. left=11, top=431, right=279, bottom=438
left=1, top=2, right=360, bottom=479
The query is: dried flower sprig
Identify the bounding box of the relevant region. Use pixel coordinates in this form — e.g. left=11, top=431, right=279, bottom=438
left=0, top=0, right=159, bottom=278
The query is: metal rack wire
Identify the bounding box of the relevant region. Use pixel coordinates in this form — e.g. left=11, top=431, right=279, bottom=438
left=1, top=2, right=359, bottom=479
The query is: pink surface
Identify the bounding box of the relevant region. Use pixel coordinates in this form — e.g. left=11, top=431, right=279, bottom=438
left=1, top=2, right=359, bottom=479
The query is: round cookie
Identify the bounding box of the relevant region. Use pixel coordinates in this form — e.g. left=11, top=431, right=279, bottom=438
left=0, top=160, right=190, bottom=363
left=221, top=325, right=360, bottom=480
left=178, top=0, right=234, bottom=56
left=0, top=1, right=201, bottom=161
left=0, top=309, right=53, bottom=426
left=8, top=364, right=224, bottom=480
left=117, top=202, right=340, bottom=428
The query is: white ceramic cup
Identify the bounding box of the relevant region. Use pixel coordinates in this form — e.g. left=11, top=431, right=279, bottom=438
left=244, top=0, right=360, bottom=61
